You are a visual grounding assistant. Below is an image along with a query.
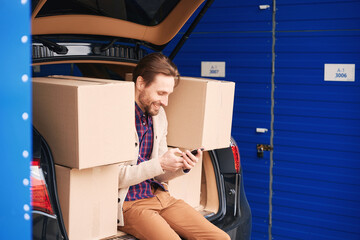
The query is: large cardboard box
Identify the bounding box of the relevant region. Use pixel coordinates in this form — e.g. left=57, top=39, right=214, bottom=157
left=33, top=76, right=136, bottom=169
left=55, top=164, right=118, bottom=240
left=165, top=77, right=235, bottom=150
left=167, top=152, right=203, bottom=208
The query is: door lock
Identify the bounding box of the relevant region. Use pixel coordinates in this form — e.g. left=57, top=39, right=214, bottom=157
left=257, top=144, right=273, bottom=158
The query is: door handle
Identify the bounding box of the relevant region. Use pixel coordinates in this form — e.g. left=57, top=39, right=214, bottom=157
left=256, top=128, right=268, bottom=133
left=259, top=5, right=271, bottom=10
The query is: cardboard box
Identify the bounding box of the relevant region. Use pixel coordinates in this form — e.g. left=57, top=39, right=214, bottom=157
left=168, top=153, right=203, bottom=208
left=165, top=77, right=235, bottom=150
left=33, top=76, right=136, bottom=169
left=55, top=164, right=118, bottom=240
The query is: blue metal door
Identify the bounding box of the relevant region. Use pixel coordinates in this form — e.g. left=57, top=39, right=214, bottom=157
left=166, top=0, right=360, bottom=239
left=273, top=1, right=360, bottom=239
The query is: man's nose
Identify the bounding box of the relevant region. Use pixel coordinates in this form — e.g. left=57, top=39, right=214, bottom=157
left=160, top=96, right=168, bottom=107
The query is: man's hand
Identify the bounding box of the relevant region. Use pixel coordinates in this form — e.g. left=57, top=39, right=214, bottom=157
left=159, top=148, right=185, bottom=172
left=181, top=148, right=202, bottom=171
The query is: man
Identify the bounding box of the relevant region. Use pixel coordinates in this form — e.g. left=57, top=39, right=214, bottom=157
left=117, top=52, right=230, bottom=240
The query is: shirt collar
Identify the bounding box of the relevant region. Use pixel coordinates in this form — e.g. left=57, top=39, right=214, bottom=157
left=135, top=102, right=146, bottom=117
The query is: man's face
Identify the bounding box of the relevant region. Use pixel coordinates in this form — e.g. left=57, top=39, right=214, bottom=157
left=137, top=73, right=175, bottom=116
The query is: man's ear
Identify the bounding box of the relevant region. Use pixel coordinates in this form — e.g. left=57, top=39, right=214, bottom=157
left=136, top=76, right=146, bottom=90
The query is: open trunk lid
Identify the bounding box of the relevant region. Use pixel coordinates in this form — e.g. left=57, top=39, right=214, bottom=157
left=32, top=0, right=204, bottom=48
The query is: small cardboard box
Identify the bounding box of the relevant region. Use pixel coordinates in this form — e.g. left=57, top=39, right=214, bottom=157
left=55, top=164, right=118, bottom=240
left=165, top=77, right=235, bottom=150
left=168, top=153, right=203, bottom=208
left=33, top=76, right=136, bottom=169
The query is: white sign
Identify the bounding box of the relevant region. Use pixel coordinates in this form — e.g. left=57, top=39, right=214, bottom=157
left=201, top=61, right=226, bottom=78
left=324, top=64, right=355, bottom=82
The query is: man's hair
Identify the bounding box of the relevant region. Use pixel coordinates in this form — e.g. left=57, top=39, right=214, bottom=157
left=133, top=52, right=180, bottom=87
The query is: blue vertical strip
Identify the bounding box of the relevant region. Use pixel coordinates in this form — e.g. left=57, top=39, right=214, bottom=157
left=0, top=1, right=31, bottom=239
left=273, top=1, right=360, bottom=239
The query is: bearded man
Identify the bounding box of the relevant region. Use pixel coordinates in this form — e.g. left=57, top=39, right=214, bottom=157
left=117, top=52, right=230, bottom=240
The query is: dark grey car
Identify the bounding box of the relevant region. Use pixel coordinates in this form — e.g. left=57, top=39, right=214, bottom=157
left=30, top=0, right=252, bottom=239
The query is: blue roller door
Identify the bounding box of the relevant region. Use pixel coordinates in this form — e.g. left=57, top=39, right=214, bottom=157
left=165, top=0, right=360, bottom=239
left=273, top=1, right=360, bottom=239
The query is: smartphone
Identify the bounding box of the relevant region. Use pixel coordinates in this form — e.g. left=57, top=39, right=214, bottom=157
left=189, top=147, right=205, bottom=156
left=183, top=148, right=204, bottom=173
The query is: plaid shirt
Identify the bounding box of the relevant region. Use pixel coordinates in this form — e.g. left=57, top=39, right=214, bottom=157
left=125, top=103, right=165, bottom=201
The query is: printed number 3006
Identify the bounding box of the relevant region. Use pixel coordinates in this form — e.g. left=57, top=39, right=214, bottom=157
left=335, top=73, right=347, bottom=78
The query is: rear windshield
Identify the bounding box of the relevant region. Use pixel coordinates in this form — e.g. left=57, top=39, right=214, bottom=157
left=36, top=0, right=180, bottom=26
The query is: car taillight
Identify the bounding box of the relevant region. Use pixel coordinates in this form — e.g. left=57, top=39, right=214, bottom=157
left=31, top=158, right=54, bottom=215
left=230, top=138, right=241, bottom=174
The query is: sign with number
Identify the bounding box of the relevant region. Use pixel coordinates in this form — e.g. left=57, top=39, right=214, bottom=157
left=324, top=64, right=355, bottom=82
left=201, top=61, right=226, bottom=78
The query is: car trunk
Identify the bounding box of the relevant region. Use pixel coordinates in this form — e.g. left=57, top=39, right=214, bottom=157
left=32, top=58, right=225, bottom=238
left=30, top=0, right=226, bottom=238
left=36, top=62, right=222, bottom=216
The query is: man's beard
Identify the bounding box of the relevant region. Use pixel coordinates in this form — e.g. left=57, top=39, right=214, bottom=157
left=138, top=93, right=161, bottom=116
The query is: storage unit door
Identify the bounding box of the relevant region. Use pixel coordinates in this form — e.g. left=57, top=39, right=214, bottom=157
left=165, top=0, right=360, bottom=239
left=273, top=1, right=360, bottom=239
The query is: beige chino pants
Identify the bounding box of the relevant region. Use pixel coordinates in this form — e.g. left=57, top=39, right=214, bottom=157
left=118, top=188, right=230, bottom=240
